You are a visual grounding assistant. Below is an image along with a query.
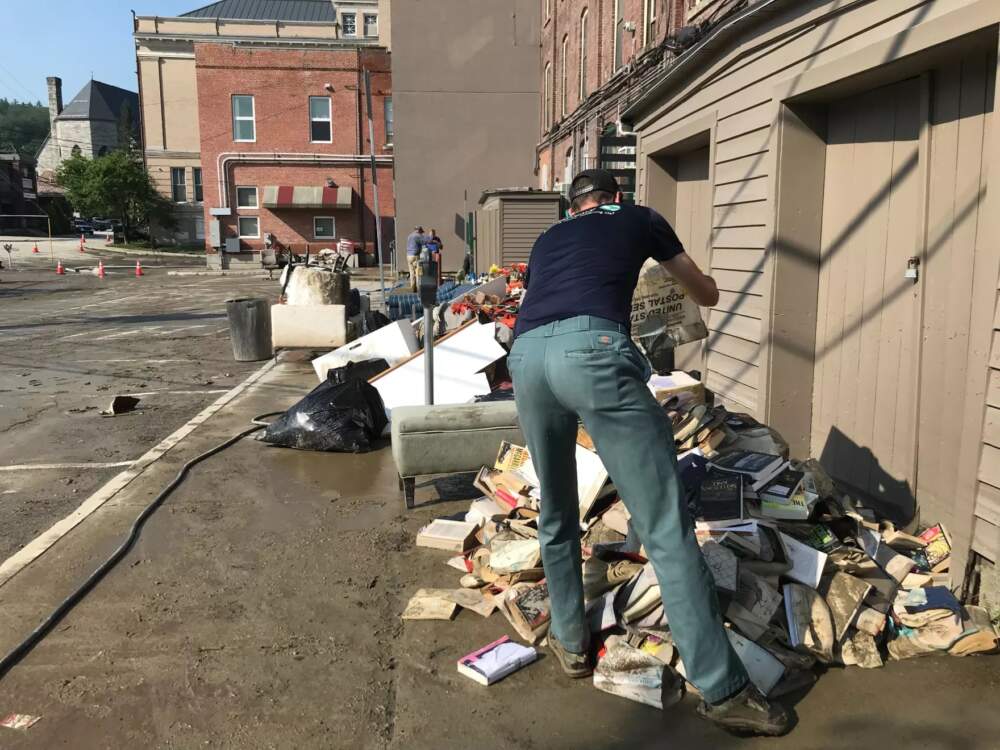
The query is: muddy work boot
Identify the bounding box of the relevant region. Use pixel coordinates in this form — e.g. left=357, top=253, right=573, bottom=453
left=548, top=635, right=593, bottom=678
left=697, top=684, right=792, bottom=736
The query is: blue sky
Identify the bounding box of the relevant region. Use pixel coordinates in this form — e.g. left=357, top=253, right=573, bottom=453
left=2, top=0, right=200, bottom=104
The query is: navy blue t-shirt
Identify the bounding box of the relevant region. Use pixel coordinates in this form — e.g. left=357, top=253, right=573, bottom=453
left=514, top=203, right=684, bottom=337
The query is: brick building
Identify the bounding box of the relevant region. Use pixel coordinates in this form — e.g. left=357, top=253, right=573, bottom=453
left=134, top=0, right=393, bottom=261
left=536, top=0, right=689, bottom=197
left=195, top=44, right=393, bottom=257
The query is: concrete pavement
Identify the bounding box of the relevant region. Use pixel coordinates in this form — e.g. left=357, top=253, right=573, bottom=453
left=0, top=264, right=280, bottom=560
left=0, top=361, right=996, bottom=749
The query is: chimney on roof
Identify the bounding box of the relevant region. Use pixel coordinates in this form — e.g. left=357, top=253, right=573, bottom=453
left=46, top=77, right=63, bottom=130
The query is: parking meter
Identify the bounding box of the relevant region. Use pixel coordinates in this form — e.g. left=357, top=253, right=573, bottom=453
left=420, top=254, right=439, bottom=405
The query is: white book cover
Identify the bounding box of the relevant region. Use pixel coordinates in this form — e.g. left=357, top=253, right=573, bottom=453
left=778, top=531, right=828, bottom=589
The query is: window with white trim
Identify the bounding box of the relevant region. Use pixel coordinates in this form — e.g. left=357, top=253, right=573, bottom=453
left=309, top=96, right=332, bottom=143
left=384, top=96, right=394, bottom=144
left=232, top=95, right=255, bottom=142
left=614, top=0, right=625, bottom=70
left=560, top=35, right=568, bottom=117
left=363, top=13, right=378, bottom=37
left=238, top=216, right=259, bottom=238
left=236, top=186, right=258, bottom=209
left=341, top=12, right=357, bottom=36
left=542, top=62, right=553, bottom=131
left=171, top=167, right=186, bottom=203
left=313, top=217, right=336, bottom=240
left=644, top=0, right=657, bottom=46
left=579, top=9, right=589, bottom=100
left=193, top=167, right=203, bottom=202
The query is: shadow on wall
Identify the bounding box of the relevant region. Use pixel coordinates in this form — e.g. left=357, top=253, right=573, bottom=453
left=819, top=425, right=917, bottom=528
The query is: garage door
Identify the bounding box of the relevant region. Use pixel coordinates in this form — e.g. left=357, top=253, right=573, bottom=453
left=673, top=146, right=712, bottom=371
left=811, top=77, right=923, bottom=517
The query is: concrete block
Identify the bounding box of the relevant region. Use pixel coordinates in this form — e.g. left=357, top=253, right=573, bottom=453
left=271, top=304, right=348, bottom=349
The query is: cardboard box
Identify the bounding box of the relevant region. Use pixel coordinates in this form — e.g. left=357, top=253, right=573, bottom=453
left=647, top=371, right=705, bottom=405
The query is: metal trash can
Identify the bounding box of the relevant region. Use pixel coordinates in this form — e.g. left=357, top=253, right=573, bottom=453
left=225, top=297, right=273, bottom=361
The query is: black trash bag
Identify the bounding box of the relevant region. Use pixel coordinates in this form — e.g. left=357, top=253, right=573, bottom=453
left=326, top=358, right=389, bottom=385
left=260, top=378, right=387, bottom=452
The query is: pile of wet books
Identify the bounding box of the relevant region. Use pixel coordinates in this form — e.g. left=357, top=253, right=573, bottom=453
left=404, top=379, right=1000, bottom=702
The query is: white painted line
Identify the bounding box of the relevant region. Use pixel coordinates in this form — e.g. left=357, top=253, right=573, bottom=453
left=0, top=461, right=133, bottom=472
left=0, top=359, right=276, bottom=589
left=94, top=326, right=165, bottom=341
left=154, top=324, right=210, bottom=335
left=122, top=390, right=228, bottom=397
left=61, top=328, right=118, bottom=341
left=76, top=359, right=189, bottom=364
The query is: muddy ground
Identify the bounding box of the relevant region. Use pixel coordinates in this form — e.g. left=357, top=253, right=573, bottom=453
left=0, top=363, right=996, bottom=750
left=0, top=252, right=280, bottom=561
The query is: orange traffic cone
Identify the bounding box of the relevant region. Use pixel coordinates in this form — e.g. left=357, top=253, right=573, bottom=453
left=32, top=242, right=39, bottom=254
left=56, top=260, right=65, bottom=275
left=97, top=260, right=106, bottom=279
left=79, top=234, right=86, bottom=252
left=135, top=260, right=144, bottom=277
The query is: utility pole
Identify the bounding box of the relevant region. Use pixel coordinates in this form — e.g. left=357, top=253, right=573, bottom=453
left=363, top=69, right=386, bottom=311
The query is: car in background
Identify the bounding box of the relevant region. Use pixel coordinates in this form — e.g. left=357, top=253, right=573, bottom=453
left=72, top=218, right=93, bottom=235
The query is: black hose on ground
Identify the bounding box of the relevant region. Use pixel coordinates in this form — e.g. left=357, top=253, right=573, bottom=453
left=0, top=412, right=282, bottom=680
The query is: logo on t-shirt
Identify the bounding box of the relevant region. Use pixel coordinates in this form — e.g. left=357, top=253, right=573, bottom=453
left=598, top=204, right=622, bottom=213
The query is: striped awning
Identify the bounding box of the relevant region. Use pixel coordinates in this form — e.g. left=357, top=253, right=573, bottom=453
left=262, top=185, right=353, bottom=209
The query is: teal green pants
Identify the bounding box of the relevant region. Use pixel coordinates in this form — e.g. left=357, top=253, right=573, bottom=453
left=508, top=315, right=748, bottom=703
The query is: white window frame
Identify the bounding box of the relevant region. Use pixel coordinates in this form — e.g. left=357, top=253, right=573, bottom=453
left=384, top=96, right=394, bottom=145
left=363, top=13, right=378, bottom=37
left=232, top=94, right=256, bottom=143
left=560, top=35, right=569, bottom=117
left=313, top=216, right=337, bottom=240
left=341, top=12, right=357, bottom=36
left=644, top=0, right=657, bottom=46
left=238, top=216, right=260, bottom=239
left=613, top=0, right=625, bottom=71
left=193, top=167, right=203, bottom=203
left=309, top=96, right=333, bottom=143
left=171, top=167, right=186, bottom=203
left=542, top=62, right=553, bottom=131
left=579, top=9, right=589, bottom=101
left=235, top=186, right=258, bottom=209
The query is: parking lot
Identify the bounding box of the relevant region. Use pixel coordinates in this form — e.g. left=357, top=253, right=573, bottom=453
left=0, top=247, right=278, bottom=560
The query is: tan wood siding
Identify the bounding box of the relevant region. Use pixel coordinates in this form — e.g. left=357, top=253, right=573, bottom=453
left=715, top=99, right=773, bottom=142
left=714, top=154, right=768, bottom=185
left=714, top=177, right=768, bottom=205
left=972, top=516, right=998, bottom=563
left=708, top=331, right=760, bottom=364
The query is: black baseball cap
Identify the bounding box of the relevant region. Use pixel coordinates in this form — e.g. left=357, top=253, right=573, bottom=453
left=569, top=169, right=621, bottom=201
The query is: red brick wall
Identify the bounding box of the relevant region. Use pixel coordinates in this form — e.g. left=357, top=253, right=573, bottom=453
left=540, top=0, right=684, bottom=138
left=194, top=44, right=393, bottom=252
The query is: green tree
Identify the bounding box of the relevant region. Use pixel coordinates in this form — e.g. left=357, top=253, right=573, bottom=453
left=56, top=151, right=175, bottom=243
left=0, top=99, right=49, bottom=155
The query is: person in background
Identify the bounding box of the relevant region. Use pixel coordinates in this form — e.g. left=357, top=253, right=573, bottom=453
left=426, top=229, right=443, bottom=286
left=508, top=169, right=791, bottom=736
left=406, top=226, right=426, bottom=292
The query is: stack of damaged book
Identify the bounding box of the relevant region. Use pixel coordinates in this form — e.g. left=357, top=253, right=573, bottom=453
left=404, top=393, right=999, bottom=702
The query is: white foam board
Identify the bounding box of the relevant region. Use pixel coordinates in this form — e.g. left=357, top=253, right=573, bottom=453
left=372, top=322, right=506, bottom=416
left=311, top=320, right=419, bottom=381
